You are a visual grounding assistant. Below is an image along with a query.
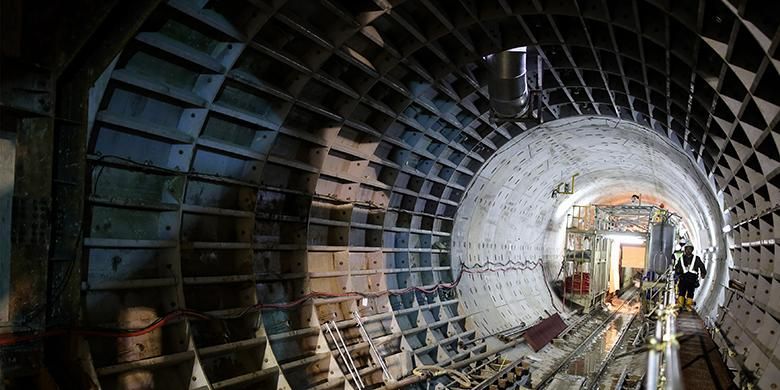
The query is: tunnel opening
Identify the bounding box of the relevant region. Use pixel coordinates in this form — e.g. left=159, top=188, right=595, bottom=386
left=452, top=115, right=727, bottom=329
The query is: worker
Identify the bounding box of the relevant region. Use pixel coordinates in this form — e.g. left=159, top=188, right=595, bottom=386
left=674, top=244, right=707, bottom=311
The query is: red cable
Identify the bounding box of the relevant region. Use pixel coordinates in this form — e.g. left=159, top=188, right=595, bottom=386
left=0, top=262, right=545, bottom=346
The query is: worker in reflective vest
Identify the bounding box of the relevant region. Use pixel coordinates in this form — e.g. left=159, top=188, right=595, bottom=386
left=674, top=244, right=707, bottom=311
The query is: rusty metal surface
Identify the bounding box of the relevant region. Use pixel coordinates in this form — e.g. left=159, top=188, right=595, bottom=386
left=524, top=313, right=566, bottom=352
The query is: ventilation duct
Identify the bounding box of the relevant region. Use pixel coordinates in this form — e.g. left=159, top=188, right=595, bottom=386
left=486, top=47, right=530, bottom=120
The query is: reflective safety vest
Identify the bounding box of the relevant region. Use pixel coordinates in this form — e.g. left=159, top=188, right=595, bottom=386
left=678, top=257, right=697, bottom=275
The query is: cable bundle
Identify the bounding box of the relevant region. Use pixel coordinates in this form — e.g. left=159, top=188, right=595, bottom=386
left=0, top=260, right=547, bottom=346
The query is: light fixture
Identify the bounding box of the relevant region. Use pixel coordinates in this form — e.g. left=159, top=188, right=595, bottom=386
left=604, top=234, right=646, bottom=245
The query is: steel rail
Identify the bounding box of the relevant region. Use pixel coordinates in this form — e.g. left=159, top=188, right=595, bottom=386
left=584, top=309, right=639, bottom=389
left=536, top=289, right=640, bottom=389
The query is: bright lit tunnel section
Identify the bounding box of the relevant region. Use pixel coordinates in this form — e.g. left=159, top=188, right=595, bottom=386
left=452, top=116, right=729, bottom=343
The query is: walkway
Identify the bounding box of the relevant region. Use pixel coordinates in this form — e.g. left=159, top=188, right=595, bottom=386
left=677, top=311, right=736, bottom=389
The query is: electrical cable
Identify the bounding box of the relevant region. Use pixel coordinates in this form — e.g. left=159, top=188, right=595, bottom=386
left=15, top=155, right=556, bottom=347
left=461, top=259, right=543, bottom=270
left=540, top=262, right=561, bottom=311
left=0, top=262, right=548, bottom=347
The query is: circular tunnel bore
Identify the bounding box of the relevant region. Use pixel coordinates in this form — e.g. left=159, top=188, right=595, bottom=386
left=1, top=0, right=779, bottom=389
left=452, top=116, right=727, bottom=335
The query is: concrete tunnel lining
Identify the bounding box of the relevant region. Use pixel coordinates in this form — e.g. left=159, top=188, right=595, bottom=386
left=1, top=0, right=779, bottom=388
left=452, top=116, right=728, bottom=338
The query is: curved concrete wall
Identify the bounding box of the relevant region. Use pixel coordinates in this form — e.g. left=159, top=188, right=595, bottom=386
left=452, top=117, right=727, bottom=333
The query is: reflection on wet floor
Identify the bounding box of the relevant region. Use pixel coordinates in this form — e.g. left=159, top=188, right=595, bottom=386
left=564, top=299, right=640, bottom=379
left=565, top=318, right=622, bottom=376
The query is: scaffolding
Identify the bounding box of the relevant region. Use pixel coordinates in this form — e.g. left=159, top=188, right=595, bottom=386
left=595, top=205, right=655, bottom=235
left=594, top=204, right=681, bottom=315
left=563, top=205, right=611, bottom=313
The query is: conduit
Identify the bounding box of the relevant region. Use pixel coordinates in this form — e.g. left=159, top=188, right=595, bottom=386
left=486, top=47, right=530, bottom=119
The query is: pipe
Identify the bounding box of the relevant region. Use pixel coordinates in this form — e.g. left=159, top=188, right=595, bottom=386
left=645, top=309, right=663, bottom=390
left=646, top=266, right=683, bottom=390
left=664, top=312, right=684, bottom=390
left=353, top=311, right=393, bottom=381
left=463, top=322, right=527, bottom=345
left=325, top=322, right=363, bottom=389
left=332, top=320, right=365, bottom=389
left=486, top=47, right=529, bottom=119
left=662, top=282, right=683, bottom=390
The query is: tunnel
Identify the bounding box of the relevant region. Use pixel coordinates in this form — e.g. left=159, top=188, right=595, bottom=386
left=0, top=0, right=778, bottom=389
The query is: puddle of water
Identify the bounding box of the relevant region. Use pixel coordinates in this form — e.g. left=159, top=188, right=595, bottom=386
left=564, top=313, right=632, bottom=377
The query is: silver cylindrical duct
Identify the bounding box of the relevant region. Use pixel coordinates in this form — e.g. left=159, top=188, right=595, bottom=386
left=486, top=47, right=529, bottom=119
left=648, top=222, right=675, bottom=274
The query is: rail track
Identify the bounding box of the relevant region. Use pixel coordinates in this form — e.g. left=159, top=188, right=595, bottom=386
left=536, top=289, right=641, bottom=389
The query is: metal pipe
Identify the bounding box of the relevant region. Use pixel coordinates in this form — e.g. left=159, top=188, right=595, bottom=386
left=663, top=269, right=683, bottom=390
left=486, top=47, right=529, bottom=119
left=353, top=311, right=393, bottom=381
left=462, top=322, right=526, bottom=345
left=645, top=308, right=663, bottom=390
left=645, top=265, right=683, bottom=390
left=331, top=320, right=365, bottom=389
left=664, top=316, right=683, bottom=390
left=324, top=322, right=361, bottom=389
left=324, top=322, right=363, bottom=389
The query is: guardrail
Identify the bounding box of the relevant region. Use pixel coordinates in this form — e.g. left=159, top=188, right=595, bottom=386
left=645, top=266, right=683, bottom=390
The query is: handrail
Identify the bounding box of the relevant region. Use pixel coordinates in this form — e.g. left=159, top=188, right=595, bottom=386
left=645, top=265, right=683, bottom=390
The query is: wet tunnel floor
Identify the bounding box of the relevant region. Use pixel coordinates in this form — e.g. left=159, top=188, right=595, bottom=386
left=677, top=311, right=736, bottom=389
left=535, top=294, right=641, bottom=389
left=560, top=298, right=639, bottom=384
left=562, top=312, right=630, bottom=378
left=530, top=298, right=739, bottom=389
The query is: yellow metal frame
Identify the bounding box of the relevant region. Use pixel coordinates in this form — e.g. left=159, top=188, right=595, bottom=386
left=555, top=173, right=580, bottom=195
